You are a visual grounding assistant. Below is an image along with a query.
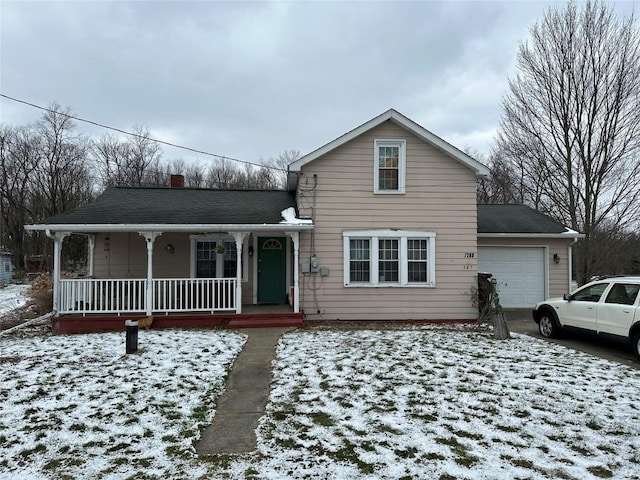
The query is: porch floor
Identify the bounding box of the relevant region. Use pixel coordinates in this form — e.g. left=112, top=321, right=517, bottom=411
left=53, top=304, right=302, bottom=334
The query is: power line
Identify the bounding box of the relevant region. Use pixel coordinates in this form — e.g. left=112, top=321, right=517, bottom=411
left=0, top=93, right=287, bottom=172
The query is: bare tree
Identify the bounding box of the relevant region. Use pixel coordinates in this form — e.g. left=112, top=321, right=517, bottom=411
left=183, top=162, right=207, bottom=188
left=496, top=1, right=640, bottom=282
left=1, top=105, right=93, bottom=275
left=31, top=105, right=93, bottom=217
left=92, top=126, right=163, bottom=187
left=208, top=158, right=239, bottom=189
left=266, top=149, right=300, bottom=188
left=0, top=125, right=39, bottom=274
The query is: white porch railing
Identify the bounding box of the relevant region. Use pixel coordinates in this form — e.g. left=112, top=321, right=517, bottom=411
left=153, top=278, right=236, bottom=313
left=59, top=278, right=236, bottom=315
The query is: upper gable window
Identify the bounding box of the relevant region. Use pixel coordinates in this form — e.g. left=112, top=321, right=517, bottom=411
left=374, top=139, right=406, bottom=194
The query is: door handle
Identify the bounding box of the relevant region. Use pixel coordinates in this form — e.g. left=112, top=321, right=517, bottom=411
left=587, top=306, right=593, bottom=309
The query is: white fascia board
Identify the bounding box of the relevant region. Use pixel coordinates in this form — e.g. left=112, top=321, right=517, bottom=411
left=24, top=223, right=314, bottom=233
left=478, top=232, right=585, bottom=239
left=289, top=109, right=490, bottom=177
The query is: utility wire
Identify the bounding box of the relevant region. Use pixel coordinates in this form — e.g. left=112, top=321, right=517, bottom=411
left=0, top=93, right=288, bottom=172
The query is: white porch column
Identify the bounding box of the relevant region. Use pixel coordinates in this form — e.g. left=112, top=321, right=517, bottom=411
left=139, top=232, right=162, bottom=316
left=233, top=232, right=248, bottom=314
left=87, top=235, right=95, bottom=277
left=45, top=230, right=68, bottom=315
left=286, top=231, right=300, bottom=313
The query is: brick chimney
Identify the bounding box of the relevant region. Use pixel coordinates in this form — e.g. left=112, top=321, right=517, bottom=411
left=170, top=174, right=185, bottom=188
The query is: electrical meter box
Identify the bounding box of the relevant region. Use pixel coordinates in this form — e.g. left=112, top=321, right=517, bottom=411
left=310, top=256, right=320, bottom=273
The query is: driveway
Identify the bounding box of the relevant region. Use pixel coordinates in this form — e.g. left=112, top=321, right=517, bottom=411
left=505, top=309, right=639, bottom=369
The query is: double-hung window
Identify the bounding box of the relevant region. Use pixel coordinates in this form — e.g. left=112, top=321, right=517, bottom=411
left=349, top=238, right=371, bottom=282
left=191, top=236, right=246, bottom=281
left=374, top=139, right=406, bottom=194
left=343, top=230, right=435, bottom=287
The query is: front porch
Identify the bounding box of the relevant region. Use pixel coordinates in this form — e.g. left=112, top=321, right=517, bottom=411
left=23, top=186, right=314, bottom=331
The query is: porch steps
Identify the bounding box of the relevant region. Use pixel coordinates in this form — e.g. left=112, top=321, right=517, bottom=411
left=227, top=313, right=303, bottom=329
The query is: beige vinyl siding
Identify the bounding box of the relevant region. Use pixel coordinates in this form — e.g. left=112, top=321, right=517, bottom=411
left=298, top=120, right=479, bottom=321
left=477, top=237, right=574, bottom=300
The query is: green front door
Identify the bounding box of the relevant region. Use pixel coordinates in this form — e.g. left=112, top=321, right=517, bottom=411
left=257, top=237, right=286, bottom=304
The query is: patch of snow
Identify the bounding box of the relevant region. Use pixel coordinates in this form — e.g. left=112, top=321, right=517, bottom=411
left=0, top=283, right=29, bottom=316
left=280, top=207, right=313, bottom=225
left=562, top=227, right=582, bottom=236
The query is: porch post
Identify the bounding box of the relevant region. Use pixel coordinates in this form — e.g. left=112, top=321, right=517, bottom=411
left=45, top=230, right=68, bottom=315
left=287, top=231, right=300, bottom=313
left=139, top=232, right=161, bottom=316
left=233, top=232, right=248, bottom=314
left=87, top=235, right=95, bottom=277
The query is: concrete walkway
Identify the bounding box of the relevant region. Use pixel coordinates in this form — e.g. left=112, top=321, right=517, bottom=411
left=196, top=327, right=293, bottom=455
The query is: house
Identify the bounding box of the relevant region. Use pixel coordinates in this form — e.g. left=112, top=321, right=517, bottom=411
left=0, top=251, right=12, bottom=286
left=24, top=109, right=582, bottom=332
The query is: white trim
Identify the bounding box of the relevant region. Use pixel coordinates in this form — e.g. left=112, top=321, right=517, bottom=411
left=342, top=230, right=436, bottom=287
left=285, top=236, right=291, bottom=301
left=289, top=109, right=489, bottom=177
left=568, top=243, right=574, bottom=291
left=374, top=139, right=406, bottom=194
left=252, top=235, right=258, bottom=304
left=24, top=223, right=314, bottom=233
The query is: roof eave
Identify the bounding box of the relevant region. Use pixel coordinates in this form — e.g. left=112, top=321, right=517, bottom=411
left=24, top=223, right=315, bottom=233
left=478, top=232, right=584, bottom=239
left=289, top=109, right=490, bottom=177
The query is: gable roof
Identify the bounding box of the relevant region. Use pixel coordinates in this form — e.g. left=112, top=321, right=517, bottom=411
left=25, top=187, right=306, bottom=232
left=289, top=109, right=490, bottom=177
left=478, top=205, right=582, bottom=238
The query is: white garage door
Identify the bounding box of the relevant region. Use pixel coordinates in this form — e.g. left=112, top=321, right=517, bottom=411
left=477, top=247, right=545, bottom=308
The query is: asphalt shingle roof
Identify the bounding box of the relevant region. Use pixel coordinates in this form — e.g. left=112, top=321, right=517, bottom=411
left=36, top=187, right=297, bottom=225
left=478, top=204, right=569, bottom=234
left=35, top=188, right=569, bottom=236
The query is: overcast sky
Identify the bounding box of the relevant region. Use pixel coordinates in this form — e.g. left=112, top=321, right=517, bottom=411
left=0, top=1, right=636, bottom=169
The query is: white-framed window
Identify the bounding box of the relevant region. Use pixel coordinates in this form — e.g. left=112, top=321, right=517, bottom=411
left=190, top=236, right=248, bottom=281
left=374, top=139, right=406, bottom=194
left=343, top=230, right=435, bottom=287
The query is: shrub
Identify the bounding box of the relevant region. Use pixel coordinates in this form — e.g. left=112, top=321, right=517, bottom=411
left=27, top=273, right=54, bottom=314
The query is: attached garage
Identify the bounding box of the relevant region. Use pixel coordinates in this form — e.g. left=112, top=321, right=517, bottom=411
left=478, top=246, right=545, bottom=308
left=477, top=205, right=583, bottom=308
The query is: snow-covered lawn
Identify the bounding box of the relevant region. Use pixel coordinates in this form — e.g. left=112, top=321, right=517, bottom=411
left=0, top=330, right=246, bottom=479
left=0, top=283, right=29, bottom=316
left=229, top=329, right=640, bottom=480
left=2, top=327, right=640, bottom=480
